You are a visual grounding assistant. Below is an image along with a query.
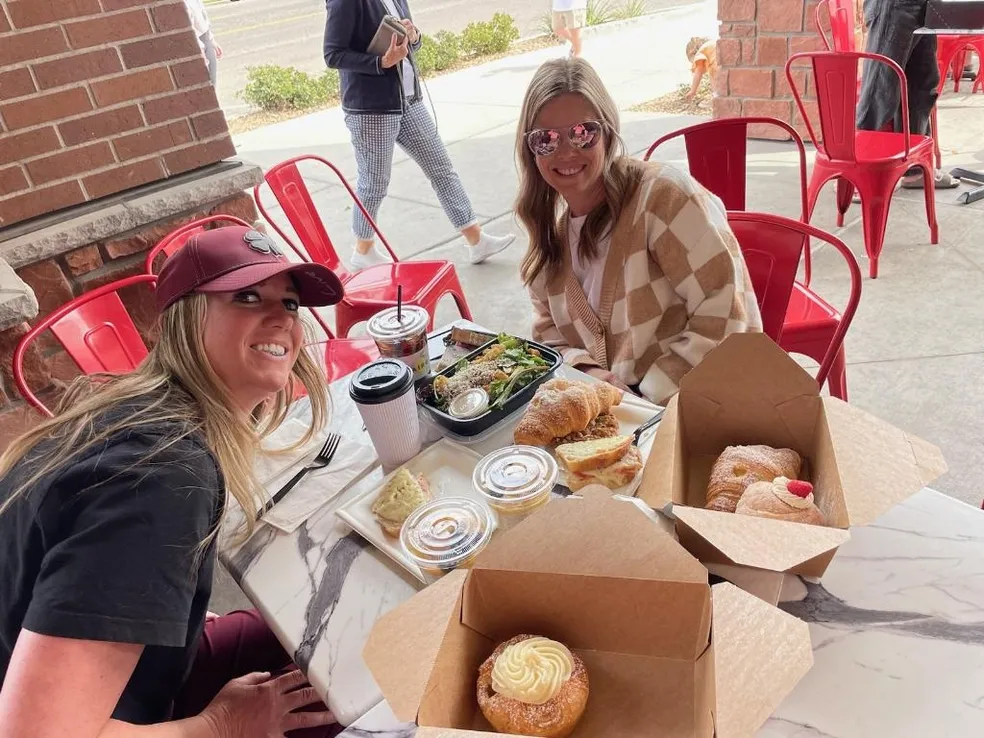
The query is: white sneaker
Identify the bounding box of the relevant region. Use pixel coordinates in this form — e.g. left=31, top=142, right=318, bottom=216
left=467, top=231, right=515, bottom=265
left=350, top=246, right=389, bottom=271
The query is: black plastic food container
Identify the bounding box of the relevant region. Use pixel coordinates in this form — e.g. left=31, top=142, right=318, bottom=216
left=416, top=337, right=562, bottom=436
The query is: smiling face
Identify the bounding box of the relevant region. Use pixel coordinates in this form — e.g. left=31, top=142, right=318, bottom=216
left=202, top=273, right=303, bottom=413
left=531, top=92, right=607, bottom=215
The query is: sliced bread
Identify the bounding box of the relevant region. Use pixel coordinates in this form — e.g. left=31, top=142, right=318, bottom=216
left=568, top=445, right=643, bottom=491
left=555, top=435, right=632, bottom=473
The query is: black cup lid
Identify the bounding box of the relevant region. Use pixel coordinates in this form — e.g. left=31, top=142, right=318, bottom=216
left=349, top=359, right=414, bottom=405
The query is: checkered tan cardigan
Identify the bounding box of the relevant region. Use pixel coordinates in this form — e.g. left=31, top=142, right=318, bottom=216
left=529, top=159, right=762, bottom=405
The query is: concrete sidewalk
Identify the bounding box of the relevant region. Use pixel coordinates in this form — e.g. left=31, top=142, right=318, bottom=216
left=230, top=1, right=984, bottom=510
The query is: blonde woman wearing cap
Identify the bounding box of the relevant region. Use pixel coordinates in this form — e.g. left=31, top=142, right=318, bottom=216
left=0, top=227, right=345, bottom=737
left=516, top=58, right=762, bottom=405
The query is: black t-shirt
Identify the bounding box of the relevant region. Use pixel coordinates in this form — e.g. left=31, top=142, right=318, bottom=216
left=0, top=407, right=224, bottom=724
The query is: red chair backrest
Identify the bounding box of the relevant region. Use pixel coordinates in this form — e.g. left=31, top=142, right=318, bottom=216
left=14, top=274, right=158, bottom=417
left=255, top=155, right=398, bottom=281
left=786, top=51, right=912, bottom=163
left=643, top=117, right=809, bottom=222
left=816, top=0, right=857, bottom=52
left=145, top=214, right=252, bottom=274
left=728, top=211, right=861, bottom=389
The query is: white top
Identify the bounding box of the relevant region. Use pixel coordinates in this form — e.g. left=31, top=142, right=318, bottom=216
left=183, top=0, right=210, bottom=37
left=380, top=0, right=416, bottom=99
left=553, top=0, right=588, bottom=11
left=568, top=213, right=610, bottom=313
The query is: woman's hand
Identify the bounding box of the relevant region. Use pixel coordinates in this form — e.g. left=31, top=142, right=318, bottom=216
left=585, top=367, right=632, bottom=393
left=400, top=19, right=419, bottom=44
left=380, top=32, right=409, bottom=68
left=200, top=670, right=336, bottom=738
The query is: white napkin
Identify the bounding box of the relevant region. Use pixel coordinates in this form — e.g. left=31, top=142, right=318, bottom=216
left=255, top=384, right=378, bottom=533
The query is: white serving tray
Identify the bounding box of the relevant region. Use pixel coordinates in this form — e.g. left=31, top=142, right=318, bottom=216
left=335, top=439, right=487, bottom=583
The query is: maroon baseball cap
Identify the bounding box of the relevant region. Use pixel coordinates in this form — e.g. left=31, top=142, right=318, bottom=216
left=155, top=226, right=344, bottom=312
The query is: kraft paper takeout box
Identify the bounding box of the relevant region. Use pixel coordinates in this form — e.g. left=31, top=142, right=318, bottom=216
left=364, top=487, right=813, bottom=738
left=637, top=333, right=948, bottom=578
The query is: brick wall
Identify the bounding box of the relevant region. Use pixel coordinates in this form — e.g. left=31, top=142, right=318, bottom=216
left=0, top=190, right=258, bottom=444
left=712, top=0, right=865, bottom=140
left=0, top=0, right=236, bottom=228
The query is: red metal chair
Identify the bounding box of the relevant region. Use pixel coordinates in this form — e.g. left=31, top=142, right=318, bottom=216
left=728, top=212, right=862, bottom=397
left=815, top=0, right=944, bottom=170
left=788, top=51, right=939, bottom=280
left=643, top=116, right=810, bottom=276
left=147, top=214, right=378, bottom=383
left=937, top=36, right=984, bottom=94
left=644, top=117, right=856, bottom=399
left=13, top=274, right=158, bottom=418
left=253, top=155, right=473, bottom=338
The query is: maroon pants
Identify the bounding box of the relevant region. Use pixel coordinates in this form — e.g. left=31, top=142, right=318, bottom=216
left=172, top=610, right=343, bottom=737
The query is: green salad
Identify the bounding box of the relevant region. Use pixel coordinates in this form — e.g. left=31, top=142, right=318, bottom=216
left=431, top=334, right=550, bottom=412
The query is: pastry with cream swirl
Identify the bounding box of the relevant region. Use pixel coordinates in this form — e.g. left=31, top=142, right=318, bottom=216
left=477, top=634, right=589, bottom=737
left=735, top=477, right=826, bottom=526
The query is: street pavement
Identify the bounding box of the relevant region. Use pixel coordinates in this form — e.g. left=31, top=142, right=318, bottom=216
left=206, top=0, right=701, bottom=118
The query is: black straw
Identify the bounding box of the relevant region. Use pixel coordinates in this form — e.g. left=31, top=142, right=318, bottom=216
left=397, top=284, right=403, bottom=323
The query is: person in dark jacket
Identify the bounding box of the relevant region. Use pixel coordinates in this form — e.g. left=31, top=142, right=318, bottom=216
left=324, top=0, right=515, bottom=270
left=856, top=0, right=958, bottom=189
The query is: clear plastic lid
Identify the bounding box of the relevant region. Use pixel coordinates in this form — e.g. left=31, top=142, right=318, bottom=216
left=366, top=306, right=429, bottom=343
left=472, top=445, right=559, bottom=509
left=448, top=388, right=489, bottom=419
left=400, top=496, right=495, bottom=572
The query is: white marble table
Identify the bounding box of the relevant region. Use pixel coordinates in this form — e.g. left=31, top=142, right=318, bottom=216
left=220, top=337, right=984, bottom=737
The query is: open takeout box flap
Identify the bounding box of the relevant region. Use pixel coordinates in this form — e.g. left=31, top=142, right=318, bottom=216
left=677, top=333, right=820, bottom=447
left=712, top=581, right=814, bottom=738
left=472, top=486, right=712, bottom=660
left=636, top=396, right=682, bottom=509
left=362, top=569, right=469, bottom=723
left=475, top=485, right=708, bottom=584
left=821, top=397, right=947, bottom=526
left=415, top=730, right=526, bottom=738
left=672, top=506, right=851, bottom=572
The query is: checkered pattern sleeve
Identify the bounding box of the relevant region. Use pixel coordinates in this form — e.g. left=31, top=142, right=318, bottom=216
left=529, top=273, right=601, bottom=370
left=637, top=168, right=761, bottom=403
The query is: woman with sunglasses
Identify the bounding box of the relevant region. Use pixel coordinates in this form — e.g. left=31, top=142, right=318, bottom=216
left=515, top=58, right=762, bottom=405
left=0, top=227, right=343, bottom=737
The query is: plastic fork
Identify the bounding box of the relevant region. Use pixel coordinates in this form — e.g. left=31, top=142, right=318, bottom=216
left=257, top=433, right=341, bottom=520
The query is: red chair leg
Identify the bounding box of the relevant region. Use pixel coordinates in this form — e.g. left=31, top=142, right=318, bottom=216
left=953, top=49, right=966, bottom=93
left=826, top=346, right=849, bottom=401
left=334, top=301, right=357, bottom=339
left=806, top=168, right=827, bottom=225
left=931, top=107, right=942, bottom=169
left=857, top=180, right=896, bottom=279
left=921, top=161, right=940, bottom=245
left=835, top=178, right=854, bottom=226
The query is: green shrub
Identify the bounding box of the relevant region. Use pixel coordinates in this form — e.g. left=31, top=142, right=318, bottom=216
left=614, top=0, right=650, bottom=20
left=415, top=30, right=462, bottom=76
left=586, top=0, right=619, bottom=26
left=240, top=65, right=340, bottom=111
left=460, top=12, right=520, bottom=56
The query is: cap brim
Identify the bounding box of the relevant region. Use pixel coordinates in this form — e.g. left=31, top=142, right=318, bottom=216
left=197, top=261, right=344, bottom=307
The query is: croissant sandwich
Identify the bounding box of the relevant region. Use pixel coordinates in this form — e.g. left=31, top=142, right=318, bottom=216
left=513, top=378, right=623, bottom=446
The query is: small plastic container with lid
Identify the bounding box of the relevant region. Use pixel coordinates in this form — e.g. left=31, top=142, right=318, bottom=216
left=400, top=496, right=495, bottom=584
left=472, top=446, right=558, bottom=532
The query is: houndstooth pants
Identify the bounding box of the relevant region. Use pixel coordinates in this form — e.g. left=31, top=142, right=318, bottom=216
left=344, top=101, right=477, bottom=240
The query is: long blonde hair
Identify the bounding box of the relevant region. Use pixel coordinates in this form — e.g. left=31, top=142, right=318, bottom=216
left=0, top=293, right=329, bottom=543
left=516, top=57, right=643, bottom=285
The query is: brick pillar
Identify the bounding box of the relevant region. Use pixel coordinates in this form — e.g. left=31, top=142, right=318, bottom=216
left=713, top=0, right=865, bottom=140
left=0, top=0, right=237, bottom=228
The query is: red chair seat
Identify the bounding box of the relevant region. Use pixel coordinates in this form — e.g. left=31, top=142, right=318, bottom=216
left=849, top=131, right=935, bottom=163
left=340, top=261, right=456, bottom=306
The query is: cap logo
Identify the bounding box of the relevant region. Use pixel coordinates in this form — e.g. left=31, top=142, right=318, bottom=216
left=243, top=229, right=283, bottom=256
